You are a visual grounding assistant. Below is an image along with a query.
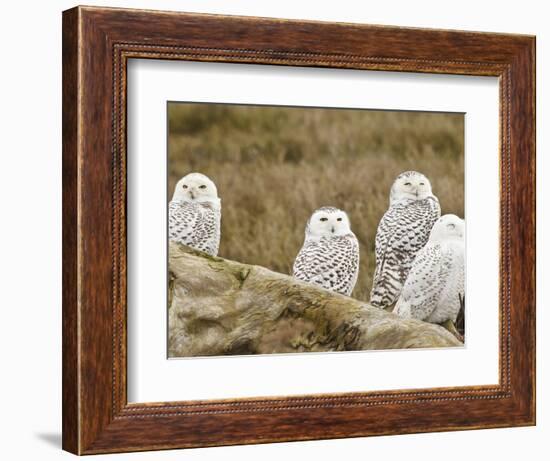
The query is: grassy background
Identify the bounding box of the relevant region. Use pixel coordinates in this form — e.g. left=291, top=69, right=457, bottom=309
left=168, top=103, right=464, bottom=302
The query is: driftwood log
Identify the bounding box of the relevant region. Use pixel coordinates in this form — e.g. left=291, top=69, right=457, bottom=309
left=168, top=242, right=461, bottom=357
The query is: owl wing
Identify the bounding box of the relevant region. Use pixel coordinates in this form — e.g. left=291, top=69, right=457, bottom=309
left=426, top=242, right=465, bottom=324
left=168, top=201, right=200, bottom=247
left=293, top=240, right=327, bottom=286
left=373, top=204, right=409, bottom=278
left=370, top=197, right=440, bottom=308
left=370, top=203, right=415, bottom=307
left=395, top=243, right=444, bottom=321
left=337, top=233, right=360, bottom=296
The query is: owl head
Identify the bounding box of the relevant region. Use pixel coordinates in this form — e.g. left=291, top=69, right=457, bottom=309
left=389, top=171, right=434, bottom=204
left=429, top=214, right=465, bottom=243
left=305, top=207, right=352, bottom=239
left=172, top=172, right=219, bottom=204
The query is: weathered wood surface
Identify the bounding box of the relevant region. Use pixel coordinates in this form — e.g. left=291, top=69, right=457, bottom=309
left=168, top=241, right=460, bottom=357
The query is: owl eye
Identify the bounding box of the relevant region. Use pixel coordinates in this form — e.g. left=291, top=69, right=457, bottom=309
left=419, top=182, right=425, bottom=186
left=404, top=182, right=412, bottom=186
left=199, top=185, right=207, bottom=189
left=182, top=185, right=188, bottom=189
left=320, top=217, right=328, bottom=222
left=337, top=217, right=343, bottom=222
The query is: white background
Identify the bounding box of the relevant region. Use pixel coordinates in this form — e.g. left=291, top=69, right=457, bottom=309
left=0, top=1, right=546, bottom=460
left=128, top=60, right=499, bottom=402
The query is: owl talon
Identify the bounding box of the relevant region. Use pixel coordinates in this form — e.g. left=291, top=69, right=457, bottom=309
left=441, top=319, right=464, bottom=343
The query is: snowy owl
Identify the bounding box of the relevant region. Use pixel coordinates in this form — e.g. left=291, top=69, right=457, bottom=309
left=168, top=172, right=221, bottom=256
left=293, top=207, right=359, bottom=296
left=394, top=214, right=465, bottom=337
left=370, top=171, right=441, bottom=309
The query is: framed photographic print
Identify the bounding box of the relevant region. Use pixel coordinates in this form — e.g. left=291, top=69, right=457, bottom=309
left=62, top=5, right=535, bottom=455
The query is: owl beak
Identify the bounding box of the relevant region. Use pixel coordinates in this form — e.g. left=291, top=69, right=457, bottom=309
left=331, top=226, right=335, bottom=234
left=189, top=191, right=195, bottom=200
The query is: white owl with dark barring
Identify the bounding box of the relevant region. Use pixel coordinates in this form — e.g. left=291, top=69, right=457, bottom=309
left=370, top=171, right=441, bottom=308
left=395, top=214, right=465, bottom=324
left=168, top=172, right=221, bottom=256
left=293, top=207, right=359, bottom=296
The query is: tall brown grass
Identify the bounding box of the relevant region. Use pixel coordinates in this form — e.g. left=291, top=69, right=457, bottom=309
left=168, top=103, right=464, bottom=302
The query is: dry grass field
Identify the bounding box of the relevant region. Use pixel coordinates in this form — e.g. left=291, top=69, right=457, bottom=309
left=168, top=103, right=464, bottom=302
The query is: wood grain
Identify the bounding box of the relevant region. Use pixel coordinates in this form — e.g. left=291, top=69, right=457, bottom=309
left=62, top=5, right=536, bottom=455
left=61, top=7, right=79, bottom=454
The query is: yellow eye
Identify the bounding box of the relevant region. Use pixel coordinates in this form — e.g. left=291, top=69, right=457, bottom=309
left=182, top=185, right=188, bottom=189
left=320, top=217, right=328, bottom=222
left=337, top=217, right=342, bottom=222
left=199, top=185, right=207, bottom=189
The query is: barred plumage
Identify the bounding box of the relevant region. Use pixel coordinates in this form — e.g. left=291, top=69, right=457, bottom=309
left=293, top=207, right=359, bottom=296
left=370, top=171, right=440, bottom=308
left=168, top=172, right=221, bottom=256
left=395, top=214, right=465, bottom=324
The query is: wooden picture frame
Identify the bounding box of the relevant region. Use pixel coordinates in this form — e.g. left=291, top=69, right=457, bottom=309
left=62, top=5, right=535, bottom=455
